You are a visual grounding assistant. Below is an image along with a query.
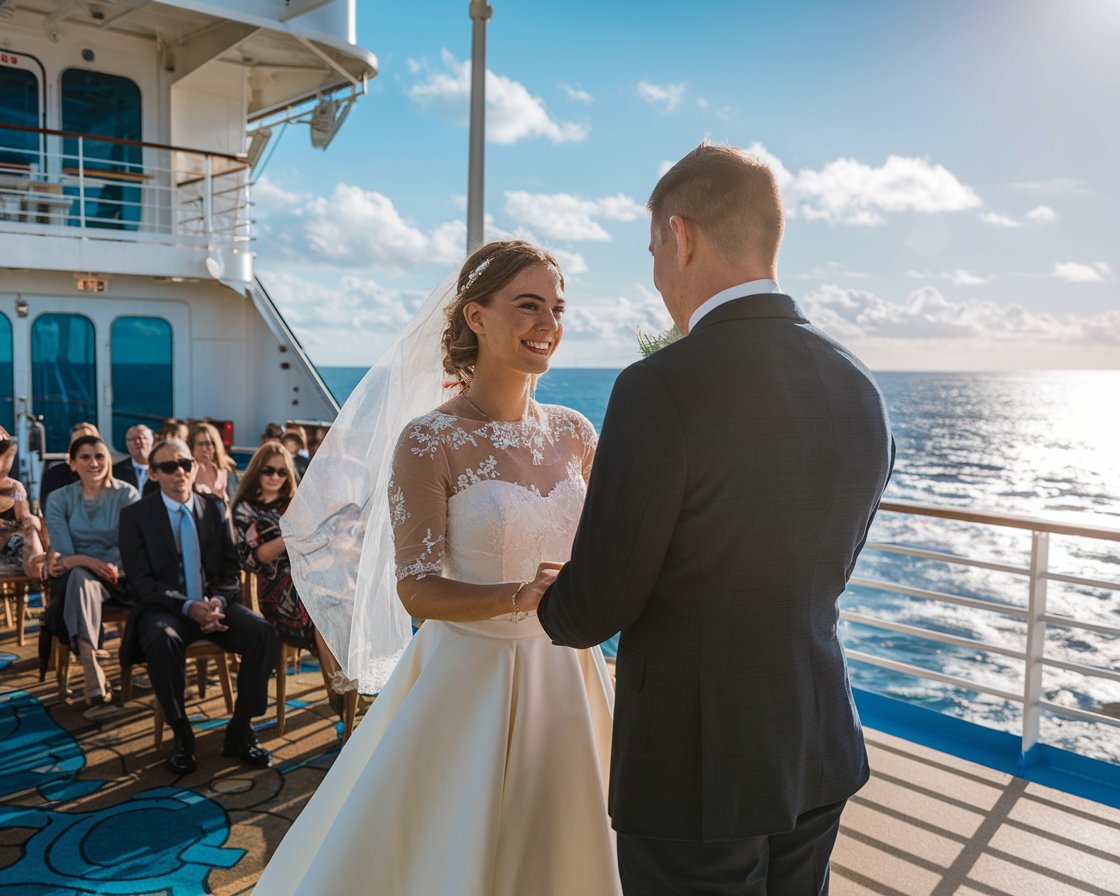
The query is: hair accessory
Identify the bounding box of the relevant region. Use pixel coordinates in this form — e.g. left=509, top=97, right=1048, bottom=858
left=462, top=256, right=493, bottom=292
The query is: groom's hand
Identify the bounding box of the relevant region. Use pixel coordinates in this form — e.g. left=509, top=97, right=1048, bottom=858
left=519, top=562, right=564, bottom=612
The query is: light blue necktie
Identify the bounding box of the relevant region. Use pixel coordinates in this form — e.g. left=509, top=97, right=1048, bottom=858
left=179, top=503, right=203, bottom=604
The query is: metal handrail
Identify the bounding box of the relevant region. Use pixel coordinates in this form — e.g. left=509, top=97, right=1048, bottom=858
left=0, top=122, right=252, bottom=247
left=844, top=501, right=1120, bottom=757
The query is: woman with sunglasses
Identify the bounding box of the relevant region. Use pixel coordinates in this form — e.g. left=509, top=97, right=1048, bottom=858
left=44, top=434, right=139, bottom=719
left=231, top=442, right=346, bottom=719
left=189, top=421, right=239, bottom=502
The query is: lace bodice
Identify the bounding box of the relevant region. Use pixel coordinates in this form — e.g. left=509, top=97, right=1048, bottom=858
left=389, top=400, right=596, bottom=586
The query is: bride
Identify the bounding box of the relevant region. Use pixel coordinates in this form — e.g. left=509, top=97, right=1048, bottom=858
left=255, top=241, right=621, bottom=895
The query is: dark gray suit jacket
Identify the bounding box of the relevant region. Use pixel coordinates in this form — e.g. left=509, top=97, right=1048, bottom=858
left=117, top=490, right=241, bottom=665
left=112, top=457, right=140, bottom=489
left=537, top=293, right=894, bottom=841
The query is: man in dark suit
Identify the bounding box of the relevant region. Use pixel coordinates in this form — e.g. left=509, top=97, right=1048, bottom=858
left=536, top=142, right=894, bottom=894
left=119, top=438, right=276, bottom=774
left=112, top=424, right=153, bottom=493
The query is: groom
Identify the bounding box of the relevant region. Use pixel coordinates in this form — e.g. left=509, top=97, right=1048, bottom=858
left=537, top=142, right=894, bottom=894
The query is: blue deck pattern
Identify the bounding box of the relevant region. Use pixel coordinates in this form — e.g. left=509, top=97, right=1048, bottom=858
left=0, top=691, right=243, bottom=895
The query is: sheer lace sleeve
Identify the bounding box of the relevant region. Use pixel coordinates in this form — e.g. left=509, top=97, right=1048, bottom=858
left=389, top=416, right=453, bottom=582
left=562, top=407, right=597, bottom=482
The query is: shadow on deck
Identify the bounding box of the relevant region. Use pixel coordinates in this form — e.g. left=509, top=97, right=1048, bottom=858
left=834, top=727, right=1120, bottom=895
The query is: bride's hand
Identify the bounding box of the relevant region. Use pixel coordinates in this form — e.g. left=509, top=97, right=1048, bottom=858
left=517, top=562, right=564, bottom=612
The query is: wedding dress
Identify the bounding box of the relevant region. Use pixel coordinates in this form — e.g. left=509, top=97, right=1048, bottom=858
left=254, top=401, right=621, bottom=895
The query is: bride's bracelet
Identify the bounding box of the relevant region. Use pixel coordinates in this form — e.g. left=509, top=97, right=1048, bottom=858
left=510, top=582, right=529, bottom=624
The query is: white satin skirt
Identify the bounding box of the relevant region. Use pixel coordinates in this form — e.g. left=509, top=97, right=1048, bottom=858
left=253, top=615, right=621, bottom=895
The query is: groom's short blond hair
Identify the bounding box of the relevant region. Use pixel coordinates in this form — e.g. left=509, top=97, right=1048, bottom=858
left=648, top=141, right=784, bottom=267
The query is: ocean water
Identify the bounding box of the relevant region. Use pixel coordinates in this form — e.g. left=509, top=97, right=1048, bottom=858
left=320, top=366, right=1120, bottom=761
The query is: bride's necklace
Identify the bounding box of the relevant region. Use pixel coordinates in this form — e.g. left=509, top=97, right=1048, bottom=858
left=461, top=392, right=490, bottom=420
left=462, top=392, right=531, bottom=423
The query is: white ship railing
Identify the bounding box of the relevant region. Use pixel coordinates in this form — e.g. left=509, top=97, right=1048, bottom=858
left=0, top=123, right=252, bottom=250
left=844, top=500, right=1120, bottom=759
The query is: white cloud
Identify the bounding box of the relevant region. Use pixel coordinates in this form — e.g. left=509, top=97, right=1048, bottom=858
left=744, top=144, right=980, bottom=226
left=906, top=269, right=995, bottom=286
left=791, top=154, right=981, bottom=225
left=504, top=191, right=645, bottom=242
left=657, top=159, right=674, bottom=178
left=253, top=175, right=306, bottom=214
left=552, top=249, right=588, bottom=276
left=1009, top=178, right=1090, bottom=195
left=1025, top=205, right=1058, bottom=223
left=267, top=271, right=417, bottom=334
left=563, top=283, right=672, bottom=343
left=637, top=80, right=686, bottom=112
left=1052, top=262, right=1114, bottom=284
left=803, top=284, right=1120, bottom=346
left=561, top=83, right=593, bottom=104
left=982, top=206, right=1057, bottom=227
left=298, top=184, right=465, bottom=270
left=981, top=212, right=1022, bottom=228
left=408, top=50, right=588, bottom=144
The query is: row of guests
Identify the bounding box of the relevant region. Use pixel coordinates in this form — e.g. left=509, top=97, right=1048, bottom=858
left=40, top=431, right=343, bottom=773
left=41, top=420, right=241, bottom=509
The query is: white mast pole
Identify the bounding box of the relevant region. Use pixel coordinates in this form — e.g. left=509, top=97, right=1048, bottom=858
left=466, top=0, right=492, bottom=254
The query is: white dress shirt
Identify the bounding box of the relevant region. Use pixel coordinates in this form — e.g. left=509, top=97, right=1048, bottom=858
left=688, top=278, right=781, bottom=334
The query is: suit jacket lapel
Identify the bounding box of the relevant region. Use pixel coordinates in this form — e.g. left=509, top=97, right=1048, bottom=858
left=149, top=492, right=179, bottom=560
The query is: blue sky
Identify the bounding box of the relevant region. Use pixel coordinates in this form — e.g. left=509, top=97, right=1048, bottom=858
left=257, top=0, right=1119, bottom=370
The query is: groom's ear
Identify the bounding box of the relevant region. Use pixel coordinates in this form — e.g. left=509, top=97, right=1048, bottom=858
left=668, top=214, right=693, bottom=268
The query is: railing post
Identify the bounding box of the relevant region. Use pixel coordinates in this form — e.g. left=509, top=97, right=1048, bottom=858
left=203, top=154, right=213, bottom=235
left=1022, top=529, right=1049, bottom=760
left=77, top=136, right=86, bottom=229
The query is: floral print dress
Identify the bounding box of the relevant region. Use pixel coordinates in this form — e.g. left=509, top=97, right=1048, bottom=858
left=233, top=498, right=315, bottom=649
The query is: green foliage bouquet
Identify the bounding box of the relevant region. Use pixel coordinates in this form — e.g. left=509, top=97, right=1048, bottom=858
left=636, top=325, right=681, bottom=357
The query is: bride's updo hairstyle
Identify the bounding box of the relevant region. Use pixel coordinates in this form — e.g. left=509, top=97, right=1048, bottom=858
left=442, top=240, right=563, bottom=388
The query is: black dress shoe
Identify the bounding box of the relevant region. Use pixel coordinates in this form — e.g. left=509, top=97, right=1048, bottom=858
left=222, top=728, right=272, bottom=768
left=166, top=736, right=197, bottom=775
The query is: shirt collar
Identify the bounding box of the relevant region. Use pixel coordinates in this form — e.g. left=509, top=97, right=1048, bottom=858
left=688, top=278, right=781, bottom=333
left=161, top=491, right=191, bottom=514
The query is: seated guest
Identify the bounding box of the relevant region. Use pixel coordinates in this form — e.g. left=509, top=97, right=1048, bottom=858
left=231, top=442, right=345, bottom=719
left=112, top=424, right=153, bottom=493
left=155, top=419, right=190, bottom=443
left=260, top=422, right=284, bottom=445
left=44, top=435, right=139, bottom=720
left=305, top=424, right=328, bottom=458
left=189, top=422, right=238, bottom=502
left=0, top=426, right=47, bottom=577
left=40, top=421, right=99, bottom=511
left=279, top=432, right=310, bottom=480
left=119, top=438, right=276, bottom=773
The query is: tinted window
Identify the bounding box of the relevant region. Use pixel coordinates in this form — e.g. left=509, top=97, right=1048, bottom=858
left=0, top=64, right=39, bottom=169
left=31, top=314, right=97, bottom=452
left=111, top=317, right=172, bottom=450
left=0, top=314, right=12, bottom=435
left=61, top=69, right=141, bottom=230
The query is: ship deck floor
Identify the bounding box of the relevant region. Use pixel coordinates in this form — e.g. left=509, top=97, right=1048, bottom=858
left=1, top=621, right=1118, bottom=895
left=833, top=727, right=1120, bottom=895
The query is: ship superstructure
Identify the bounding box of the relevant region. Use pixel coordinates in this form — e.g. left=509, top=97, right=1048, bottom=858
left=0, top=0, right=374, bottom=484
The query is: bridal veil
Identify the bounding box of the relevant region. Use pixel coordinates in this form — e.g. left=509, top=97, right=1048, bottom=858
left=280, top=271, right=461, bottom=693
